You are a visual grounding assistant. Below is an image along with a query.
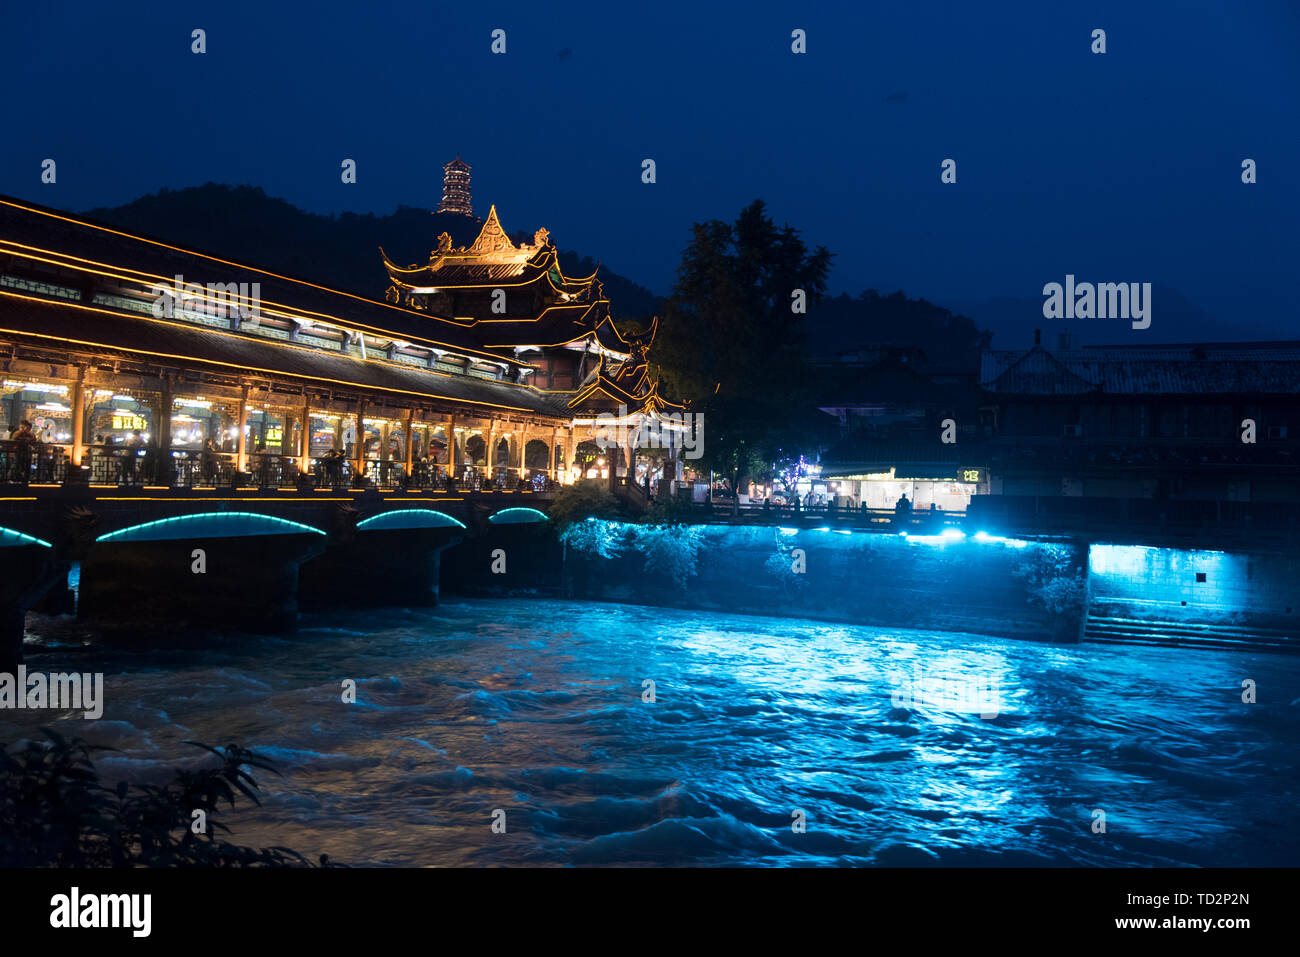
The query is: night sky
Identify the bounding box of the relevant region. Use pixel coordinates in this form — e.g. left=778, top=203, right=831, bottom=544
left=3, top=1, right=1298, bottom=341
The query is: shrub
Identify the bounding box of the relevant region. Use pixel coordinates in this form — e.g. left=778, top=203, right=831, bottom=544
left=764, top=539, right=808, bottom=595
left=0, top=729, right=336, bottom=867
left=627, top=524, right=705, bottom=589
left=558, top=517, right=705, bottom=589
left=642, top=493, right=697, bottom=525
left=559, top=517, right=628, bottom=559
left=548, top=479, right=622, bottom=529
left=1012, top=544, right=1087, bottom=615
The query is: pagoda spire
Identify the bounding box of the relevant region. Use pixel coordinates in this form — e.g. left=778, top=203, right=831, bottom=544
left=437, top=157, right=473, bottom=216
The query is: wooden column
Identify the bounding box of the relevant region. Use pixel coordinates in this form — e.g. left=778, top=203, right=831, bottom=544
left=353, top=400, right=366, bottom=476
left=298, top=395, right=311, bottom=472
left=486, top=422, right=496, bottom=473
left=550, top=426, right=559, bottom=476
left=70, top=365, right=87, bottom=467
left=158, top=375, right=173, bottom=453
left=403, top=408, right=415, bottom=476
left=236, top=384, right=249, bottom=472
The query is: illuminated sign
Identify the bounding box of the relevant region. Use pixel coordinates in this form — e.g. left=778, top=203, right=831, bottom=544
left=4, top=380, right=68, bottom=395
left=962, top=469, right=982, bottom=483
left=112, top=414, right=148, bottom=431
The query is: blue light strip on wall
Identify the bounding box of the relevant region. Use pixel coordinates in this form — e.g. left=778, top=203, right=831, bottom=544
left=357, top=509, right=467, bottom=530
left=96, top=511, right=326, bottom=542
left=0, top=527, right=53, bottom=548
left=488, top=507, right=550, bottom=525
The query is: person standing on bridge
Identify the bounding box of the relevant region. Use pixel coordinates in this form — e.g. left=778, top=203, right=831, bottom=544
left=123, top=430, right=145, bottom=483
left=10, top=420, right=38, bottom=483
left=894, top=492, right=912, bottom=529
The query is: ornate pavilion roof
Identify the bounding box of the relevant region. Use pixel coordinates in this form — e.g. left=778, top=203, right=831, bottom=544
left=381, top=205, right=597, bottom=293
left=378, top=203, right=639, bottom=372
left=567, top=316, right=686, bottom=414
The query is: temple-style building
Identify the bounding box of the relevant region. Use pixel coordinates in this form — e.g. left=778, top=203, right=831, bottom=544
left=0, top=192, right=686, bottom=496
left=381, top=204, right=685, bottom=471
left=972, top=334, right=1300, bottom=531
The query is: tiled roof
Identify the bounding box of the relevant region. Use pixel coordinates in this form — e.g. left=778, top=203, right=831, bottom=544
left=0, top=294, right=572, bottom=418
left=0, top=196, right=518, bottom=364
left=981, top=343, right=1300, bottom=394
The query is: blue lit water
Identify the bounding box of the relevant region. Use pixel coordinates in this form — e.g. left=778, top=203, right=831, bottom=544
left=7, top=598, right=1300, bottom=866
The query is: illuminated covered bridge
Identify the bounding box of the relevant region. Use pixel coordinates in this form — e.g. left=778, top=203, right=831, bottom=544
left=0, top=194, right=691, bottom=501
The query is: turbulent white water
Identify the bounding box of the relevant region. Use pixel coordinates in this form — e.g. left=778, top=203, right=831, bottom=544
left=5, top=598, right=1299, bottom=866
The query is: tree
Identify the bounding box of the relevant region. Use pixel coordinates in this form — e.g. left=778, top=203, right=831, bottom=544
left=653, top=201, right=833, bottom=494
left=548, top=478, right=622, bottom=529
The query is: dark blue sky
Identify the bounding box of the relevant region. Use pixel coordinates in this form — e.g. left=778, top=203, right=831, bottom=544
left=4, top=1, right=1298, bottom=342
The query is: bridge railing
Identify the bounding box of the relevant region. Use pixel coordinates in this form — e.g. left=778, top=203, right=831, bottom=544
left=246, top=453, right=301, bottom=490
left=85, top=445, right=160, bottom=487
left=0, top=440, right=67, bottom=485
left=309, top=456, right=356, bottom=491
left=0, top=441, right=557, bottom=497
left=169, top=450, right=238, bottom=489
left=361, top=459, right=406, bottom=491
left=677, top=497, right=966, bottom=532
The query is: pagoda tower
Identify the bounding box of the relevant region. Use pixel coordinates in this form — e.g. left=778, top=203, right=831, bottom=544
left=436, top=157, right=473, bottom=216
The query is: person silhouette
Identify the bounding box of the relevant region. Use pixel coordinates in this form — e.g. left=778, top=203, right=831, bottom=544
left=894, top=492, right=912, bottom=528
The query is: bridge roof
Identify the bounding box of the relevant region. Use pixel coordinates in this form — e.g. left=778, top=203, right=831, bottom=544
left=0, top=295, right=572, bottom=419
left=0, top=196, right=523, bottom=365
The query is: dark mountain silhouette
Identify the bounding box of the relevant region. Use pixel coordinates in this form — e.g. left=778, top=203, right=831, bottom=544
left=82, top=184, right=661, bottom=321
left=87, top=185, right=1237, bottom=363
left=944, top=286, right=1232, bottom=350
left=804, top=289, right=991, bottom=369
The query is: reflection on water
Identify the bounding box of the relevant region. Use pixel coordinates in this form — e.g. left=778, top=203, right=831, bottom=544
left=5, top=598, right=1299, bottom=866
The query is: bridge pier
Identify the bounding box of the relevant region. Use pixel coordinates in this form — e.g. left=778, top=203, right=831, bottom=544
left=0, top=540, right=61, bottom=673
left=77, top=517, right=327, bottom=639
left=300, top=525, right=464, bottom=609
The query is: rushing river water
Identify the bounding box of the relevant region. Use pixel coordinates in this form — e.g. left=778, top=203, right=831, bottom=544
left=5, top=598, right=1299, bottom=867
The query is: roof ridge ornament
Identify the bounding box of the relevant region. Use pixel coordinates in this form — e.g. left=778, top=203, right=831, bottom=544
left=468, top=205, right=515, bottom=255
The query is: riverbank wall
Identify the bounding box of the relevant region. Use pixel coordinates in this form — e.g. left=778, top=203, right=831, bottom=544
left=442, top=523, right=1089, bottom=644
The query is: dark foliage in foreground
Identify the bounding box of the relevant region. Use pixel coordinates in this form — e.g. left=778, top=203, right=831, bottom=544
left=0, top=729, right=338, bottom=867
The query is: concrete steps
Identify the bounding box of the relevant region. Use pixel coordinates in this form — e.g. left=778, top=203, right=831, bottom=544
left=1084, top=614, right=1298, bottom=653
